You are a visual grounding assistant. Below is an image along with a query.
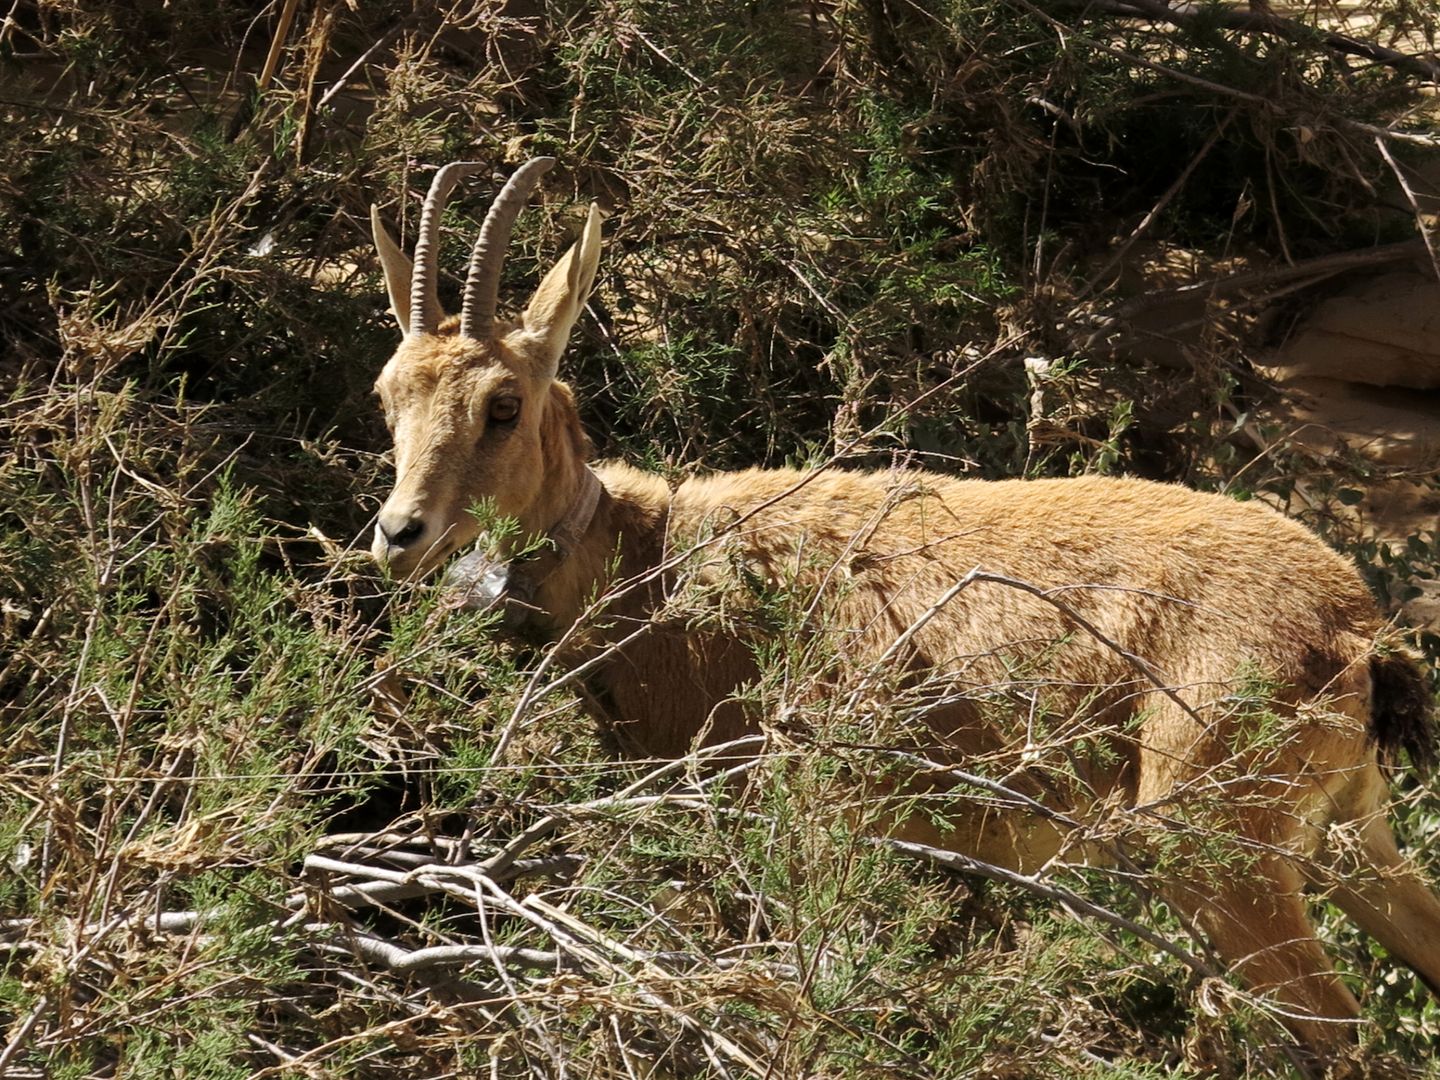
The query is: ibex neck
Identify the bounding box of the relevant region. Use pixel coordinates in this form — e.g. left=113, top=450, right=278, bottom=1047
left=523, top=380, right=595, bottom=542
left=528, top=462, right=670, bottom=635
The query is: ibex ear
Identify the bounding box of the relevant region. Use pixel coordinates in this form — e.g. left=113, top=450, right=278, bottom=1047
left=520, top=204, right=602, bottom=380
left=370, top=205, right=413, bottom=334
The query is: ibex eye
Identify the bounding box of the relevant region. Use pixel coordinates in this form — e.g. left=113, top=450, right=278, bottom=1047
left=489, top=396, right=520, bottom=424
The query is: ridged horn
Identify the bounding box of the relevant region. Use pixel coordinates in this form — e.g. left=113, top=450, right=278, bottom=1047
left=408, top=161, right=485, bottom=336
left=459, top=157, right=557, bottom=341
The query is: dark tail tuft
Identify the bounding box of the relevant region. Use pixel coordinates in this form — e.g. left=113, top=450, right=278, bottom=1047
left=1370, top=649, right=1437, bottom=771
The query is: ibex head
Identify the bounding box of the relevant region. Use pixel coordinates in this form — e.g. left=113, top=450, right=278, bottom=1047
left=368, top=159, right=602, bottom=577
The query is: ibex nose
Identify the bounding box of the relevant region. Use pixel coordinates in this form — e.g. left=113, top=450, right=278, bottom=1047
left=377, top=512, right=425, bottom=549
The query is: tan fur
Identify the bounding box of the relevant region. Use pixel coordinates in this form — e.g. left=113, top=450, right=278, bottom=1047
left=369, top=183, right=1440, bottom=1067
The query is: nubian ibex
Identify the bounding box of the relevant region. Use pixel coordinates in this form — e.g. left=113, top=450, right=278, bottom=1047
left=368, top=158, right=1440, bottom=1065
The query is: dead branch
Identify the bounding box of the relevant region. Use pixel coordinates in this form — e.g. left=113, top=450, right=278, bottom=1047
left=1067, top=0, right=1440, bottom=83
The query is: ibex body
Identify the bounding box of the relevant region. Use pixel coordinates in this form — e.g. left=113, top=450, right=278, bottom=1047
left=369, top=159, right=1440, bottom=1064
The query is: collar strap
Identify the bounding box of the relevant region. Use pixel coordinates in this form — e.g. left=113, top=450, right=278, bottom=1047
left=548, top=466, right=602, bottom=560
left=498, top=467, right=603, bottom=616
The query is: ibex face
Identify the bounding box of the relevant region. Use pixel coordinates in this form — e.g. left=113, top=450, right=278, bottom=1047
left=371, top=332, right=548, bottom=574
left=368, top=160, right=601, bottom=577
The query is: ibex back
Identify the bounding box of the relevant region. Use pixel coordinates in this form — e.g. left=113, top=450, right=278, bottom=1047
left=368, top=159, right=1440, bottom=1066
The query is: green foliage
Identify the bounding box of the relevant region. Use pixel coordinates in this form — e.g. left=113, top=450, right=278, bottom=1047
left=3, top=0, right=1440, bottom=1076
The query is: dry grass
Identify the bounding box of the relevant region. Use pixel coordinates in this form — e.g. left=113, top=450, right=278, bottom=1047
left=3, top=1, right=1440, bottom=1076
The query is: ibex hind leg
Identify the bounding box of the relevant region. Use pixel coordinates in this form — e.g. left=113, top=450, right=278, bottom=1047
left=1163, top=858, right=1364, bottom=1063
left=1312, top=761, right=1440, bottom=999
left=1135, top=685, right=1368, bottom=1060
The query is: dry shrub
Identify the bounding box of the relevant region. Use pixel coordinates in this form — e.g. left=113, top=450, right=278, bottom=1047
left=2, top=1, right=1439, bottom=1076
